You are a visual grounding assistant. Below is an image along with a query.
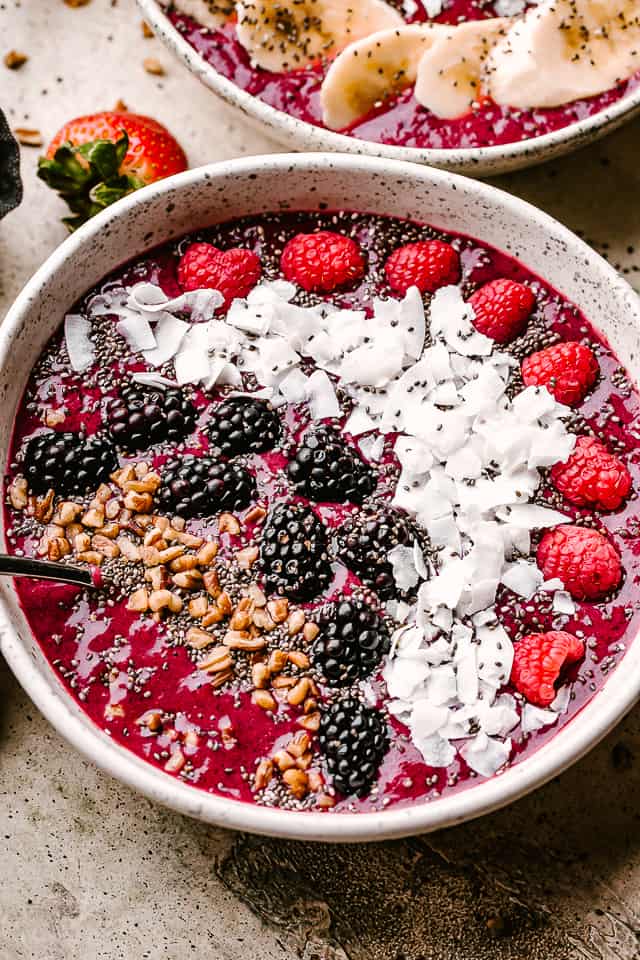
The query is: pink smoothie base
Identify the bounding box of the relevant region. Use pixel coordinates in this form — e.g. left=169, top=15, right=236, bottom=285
left=168, top=1, right=640, bottom=151
left=6, top=210, right=640, bottom=814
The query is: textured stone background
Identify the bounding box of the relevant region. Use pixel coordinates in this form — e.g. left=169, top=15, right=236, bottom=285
left=1, top=2, right=640, bottom=958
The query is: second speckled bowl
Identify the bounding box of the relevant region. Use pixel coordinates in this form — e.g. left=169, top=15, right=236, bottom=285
left=137, top=0, right=640, bottom=176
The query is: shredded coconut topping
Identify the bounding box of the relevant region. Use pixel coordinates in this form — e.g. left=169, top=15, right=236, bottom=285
left=72, top=274, right=582, bottom=775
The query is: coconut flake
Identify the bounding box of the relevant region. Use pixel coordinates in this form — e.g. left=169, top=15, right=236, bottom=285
left=142, top=314, right=189, bottom=367
left=388, top=544, right=420, bottom=592
left=430, top=285, right=493, bottom=357
left=116, top=315, right=157, bottom=353
left=501, top=559, right=544, bottom=599
left=496, top=504, right=570, bottom=529
left=64, top=314, right=95, bottom=373
left=339, top=331, right=405, bottom=387
left=412, top=731, right=456, bottom=768
left=550, top=686, right=571, bottom=714
left=256, top=337, right=300, bottom=386
left=278, top=368, right=309, bottom=404
left=374, top=286, right=426, bottom=360
left=130, top=284, right=224, bottom=320
left=132, top=371, right=179, bottom=390
left=410, top=700, right=449, bottom=739
left=87, top=287, right=130, bottom=317
left=344, top=406, right=377, bottom=437
left=358, top=434, right=385, bottom=462
left=174, top=324, right=211, bottom=385
left=384, top=655, right=431, bottom=700
left=227, top=298, right=273, bottom=336
left=305, top=370, right=341, bottom=420
left=460, top=733, right=512, bottom=777
left=476, top=623, right=513, bottom=689
left=521, top=703, right=558, bottom=734
left=552, top=590, right=575, bottom=615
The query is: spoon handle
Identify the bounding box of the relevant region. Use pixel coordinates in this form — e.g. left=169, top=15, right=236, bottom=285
left=0, top=554, right=94, bottom=587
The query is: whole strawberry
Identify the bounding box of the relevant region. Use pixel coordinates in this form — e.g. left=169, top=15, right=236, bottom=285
left=177, top=241, right=262, bottom=308
left=551, top=436, right=632, bottom=511
left=511, top=631, right=584, bottom=707
left=384, top=239, right=460, bottom=295
left=469, top=277, right=535, bottom=343
left=38, top=111, right=187, bottom=230
left=537, top=525, right=622, bottom=600
left=521, top=341, right=599, bottom=407
left=281, top=231, right=365, bottom=293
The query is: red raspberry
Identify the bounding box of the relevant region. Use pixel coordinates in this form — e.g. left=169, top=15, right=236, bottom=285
left=280, top=231, right=366, bottom=293
left=384, top=240, right=460, bottom=295
left=177, top=242, right=262, bottom=308
left=537, top=525, right=622, bottom=600
left=511, top=631, right=585, bottom=707
left=468, top=277, right=535, bottom=343
left=521, top=341, right=599, bottom=407
left=551, top=436, right=632, bottom=511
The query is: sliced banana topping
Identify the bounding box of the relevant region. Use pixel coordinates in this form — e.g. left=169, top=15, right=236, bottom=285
left=414, top=18, right=508, bottom=119
left=236, top=0, right=404, bottom=73
left=172, top=0, right=235, bottom=30
left=321, top=24, right=443, bottom=130
left=486, top=0, right=640, bottom=109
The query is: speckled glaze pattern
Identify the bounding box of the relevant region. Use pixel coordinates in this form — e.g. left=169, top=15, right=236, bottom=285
left=136, top=0, right=640, bottom=177
left=2, top=154, right=640, bottom=841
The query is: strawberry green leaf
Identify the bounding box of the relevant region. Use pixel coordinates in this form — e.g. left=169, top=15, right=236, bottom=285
left=37, top=132, right=145, bottom=231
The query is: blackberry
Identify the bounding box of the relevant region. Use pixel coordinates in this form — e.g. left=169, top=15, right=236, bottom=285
left=313, top=598, right=390, bottom=686
left=259, top=501, right=332, bottom=602
left=318, top=697, right=388, bottom=797
left=287, top=427, right=376, bottom=504
left=106, top=385, right=197, bottom=451
left=208, top=397, right=281, bottom=457
left=22, top=431, right=117, bottom=497
left=336, top=507, right=420, bottom=600
left=155, top=455, right=256, bottom=518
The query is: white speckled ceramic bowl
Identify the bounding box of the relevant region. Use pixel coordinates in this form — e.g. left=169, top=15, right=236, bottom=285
left=137, top=0, right=640, bottom=176
left=2, top=154, right=640, bottom=840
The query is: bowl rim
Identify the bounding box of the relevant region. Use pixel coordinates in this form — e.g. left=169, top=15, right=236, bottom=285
left=3, top=152, right=640, bottom=842
left=136, top=0, right=640, bottom=174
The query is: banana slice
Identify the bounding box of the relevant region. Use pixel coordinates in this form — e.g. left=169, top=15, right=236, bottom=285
left=486, top=0, right=640, bottom=109
left=236, top=0, right=405, bottom=73
left=414, top=18, right=508, bottom=118
left=321, top=24, right=443, bottom=130
left=172, top=0, right=235, bottom=30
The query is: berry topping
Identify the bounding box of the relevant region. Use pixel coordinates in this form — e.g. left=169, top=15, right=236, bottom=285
left=336, top=507, right=419, bottom=599
left=208, top=396, right=281, bottom=457
left=551, top=436, right=632, bottom=511
left=156, top=455, right=256, bottom=518
left=287, top=427, right=376, bottom=504
left=521, top=341, right=599, bottom=407
left=177, top=241, right=262, bottom=308
left=469, top=277, right=535, bottom=343
left=280, top=231, right=366, bottom=293
left=318, top=696, right=388, bottom=797
left=22, top=431, right=118, bottom=496
left=537, top=524, right=622, bottom=600
left=511, top=631, right=585, bottom=707
left=259, top=501, right=332, bottom=602
left=106, top=384, right=197, bottom=451
left=313, top=598, right=391, bottom=686
left=384, top=239, right=460, bottom=295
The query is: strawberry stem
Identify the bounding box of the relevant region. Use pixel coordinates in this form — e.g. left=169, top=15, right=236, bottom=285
left=37, top=132, right=144, bottom=231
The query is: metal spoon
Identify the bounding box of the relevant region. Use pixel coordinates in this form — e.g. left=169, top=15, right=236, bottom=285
left=0, top=554, right=97, bottom=588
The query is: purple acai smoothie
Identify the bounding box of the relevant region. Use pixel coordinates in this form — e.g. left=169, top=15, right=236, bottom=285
left=5, top=209, right=640, bottom=814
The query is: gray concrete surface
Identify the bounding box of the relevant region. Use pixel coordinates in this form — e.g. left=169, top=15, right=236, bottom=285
left=1, top=2, right=640, bottom=958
